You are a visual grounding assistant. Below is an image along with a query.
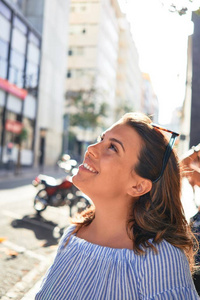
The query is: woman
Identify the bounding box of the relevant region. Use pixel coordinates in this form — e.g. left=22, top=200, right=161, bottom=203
left=36, top=112, right=199, bottom=299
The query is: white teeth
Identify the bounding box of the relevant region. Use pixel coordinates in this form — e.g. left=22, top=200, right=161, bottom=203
left=83, top=163, right=97, bottom=173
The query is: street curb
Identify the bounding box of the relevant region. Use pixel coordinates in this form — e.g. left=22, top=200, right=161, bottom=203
left=1, top=251, right=56, bottom=300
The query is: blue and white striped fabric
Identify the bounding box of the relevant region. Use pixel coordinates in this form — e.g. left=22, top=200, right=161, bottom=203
left=35, top=225, right=199, bottom=299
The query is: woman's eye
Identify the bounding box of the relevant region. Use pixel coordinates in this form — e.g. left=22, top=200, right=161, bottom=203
left=109, top=143, right=117, bottom=152
left=97, top=136, right=117, bottom=152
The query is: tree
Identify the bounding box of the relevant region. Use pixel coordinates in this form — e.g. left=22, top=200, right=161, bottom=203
left=65, top=88, right=108, bottom=129
left=65, top=88, right=108, bottom=159
left=160, top=0, right=200, bottom=16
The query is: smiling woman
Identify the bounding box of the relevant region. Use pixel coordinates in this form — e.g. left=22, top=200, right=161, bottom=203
left=35, top=112, right=199, bottom=300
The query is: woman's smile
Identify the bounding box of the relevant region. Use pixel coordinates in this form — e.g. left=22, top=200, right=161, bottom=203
left=80, top=162, right=98, bottom=174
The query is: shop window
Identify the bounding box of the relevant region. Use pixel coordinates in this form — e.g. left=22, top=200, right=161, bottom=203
left=0, top=90, right=5, bottom=107
left=4, top=111, right=21, bottom=147
left=7, top=94, right=22, bottom=114
left=22, top=117, right=34, bottom=150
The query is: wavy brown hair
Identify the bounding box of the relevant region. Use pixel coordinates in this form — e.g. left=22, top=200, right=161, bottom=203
left=69, top=112, right=198, bottom=272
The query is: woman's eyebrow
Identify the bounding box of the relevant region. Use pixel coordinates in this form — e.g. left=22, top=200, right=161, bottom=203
left=110, top=138, right=125, bottom=152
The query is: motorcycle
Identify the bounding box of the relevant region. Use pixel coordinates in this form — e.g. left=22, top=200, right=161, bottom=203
left=32, top=155, right=91, bottom=217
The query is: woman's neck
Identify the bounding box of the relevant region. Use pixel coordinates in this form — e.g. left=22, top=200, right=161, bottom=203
left=76, top=200, right=133, bottom=249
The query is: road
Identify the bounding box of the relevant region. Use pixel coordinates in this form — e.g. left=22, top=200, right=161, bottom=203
left=0, top=183, right=70, bottom=299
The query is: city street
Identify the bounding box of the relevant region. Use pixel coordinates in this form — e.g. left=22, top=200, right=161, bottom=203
left=0, top=181, right=71, bottom=299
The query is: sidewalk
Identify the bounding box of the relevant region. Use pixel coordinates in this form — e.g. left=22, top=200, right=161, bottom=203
left=0, top=164, right=63, bottom=182
left=0, top=164, right=68, bottom=299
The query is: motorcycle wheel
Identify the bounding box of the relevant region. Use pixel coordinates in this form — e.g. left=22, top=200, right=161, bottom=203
left=34, top=189, right=48, bottom=212
left=68, top=195, right=91, bottom=217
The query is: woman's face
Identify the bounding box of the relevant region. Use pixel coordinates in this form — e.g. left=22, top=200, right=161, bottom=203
left=72, top=123, right=143, bottom=201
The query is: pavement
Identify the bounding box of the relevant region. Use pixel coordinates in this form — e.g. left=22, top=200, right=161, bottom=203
left=0, top=164, right=65, bottom=189
left=0, top=164, right=68, bottom=299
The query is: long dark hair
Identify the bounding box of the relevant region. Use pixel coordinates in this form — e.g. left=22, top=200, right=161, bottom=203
left=70, top=112, right=198, bottom=272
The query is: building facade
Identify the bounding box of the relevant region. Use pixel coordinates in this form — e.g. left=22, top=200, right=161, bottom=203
left=141, top=73, right=159, bottom=123
left=179, top=12, right=200, bottom=154
left=0, top=0, right=41, bottom=168
left=0, top=0, right=70, bottom=169
left=66, top=0, right=122, bottom=124
left=189, top=12, right=200, bottom=148
left=115, top=18, right=142, bottom=119
left=65, top=0, right=144, bottom=159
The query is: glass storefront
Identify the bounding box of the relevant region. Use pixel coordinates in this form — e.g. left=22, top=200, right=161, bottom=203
left=0, top=0, right=41, bottom=167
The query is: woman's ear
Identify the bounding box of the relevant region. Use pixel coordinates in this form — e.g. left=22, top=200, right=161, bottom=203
left=127, top=179, right=152, bottom=197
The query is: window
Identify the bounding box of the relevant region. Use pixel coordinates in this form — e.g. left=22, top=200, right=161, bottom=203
left=7, top=94, right=22, bottom=114
left=0, top=89, right=5, bottom=107
left=13, top=16, right=27, bottom=35
left=0, top=38, right=8, bottom=78
left=8, top=66, right=23, bottom=87
left=67, top=71, right=72, bottom=78
left=0, top=14, right=11, bottom=42
left=22, top=117, right=34, bottom=150
left=28, top=32, right=40, bottom=47
left=10, top=49, right=25, bottom=70
left=27, top=42, right=40, bottom=64
left=68, top=49, right=73, bottom=56
left=26, top=61, right=39, bottom=88
left=23, top=94, right=36, bottom=119
left=11, top=28, right=26, bottom=54
left=0, top=1, right=11, bottom=20
left=9, top=49, right=25, bottom=87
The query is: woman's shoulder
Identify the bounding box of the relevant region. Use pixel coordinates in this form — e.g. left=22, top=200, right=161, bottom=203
left=143, top=239, right=188, bottom=269
left=135, top=239, right=196, bottom=298
left=57, top=224, right=76, bottom=251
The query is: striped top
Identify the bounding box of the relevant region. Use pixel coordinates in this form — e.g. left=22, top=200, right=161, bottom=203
left=35, top=225, right=199, bottom=299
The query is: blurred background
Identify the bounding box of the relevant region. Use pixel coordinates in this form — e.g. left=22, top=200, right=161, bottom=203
left=1, top=0, right=200, bottom=171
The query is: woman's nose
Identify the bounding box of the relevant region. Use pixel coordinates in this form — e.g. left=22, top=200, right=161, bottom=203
left=87, top=143, right=99, bottom=158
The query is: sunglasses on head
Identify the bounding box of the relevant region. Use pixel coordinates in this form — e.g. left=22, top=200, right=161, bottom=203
left=151, top=124, right=179, bottom=183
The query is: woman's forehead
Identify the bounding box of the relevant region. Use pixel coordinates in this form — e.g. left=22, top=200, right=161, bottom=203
left=104, top=124, right=142, bottom=146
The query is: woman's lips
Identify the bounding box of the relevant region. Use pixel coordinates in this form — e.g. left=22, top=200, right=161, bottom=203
left=79, top=163, right=98, bottom=173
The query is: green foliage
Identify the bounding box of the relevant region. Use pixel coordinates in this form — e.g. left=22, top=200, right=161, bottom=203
left=19, top=127, right=28, bottom=142
left=65, top=89, right=108, bottom=129
left=168, top=1, right=200, bottom=15
left=115, top=102, right=134, bottom=119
